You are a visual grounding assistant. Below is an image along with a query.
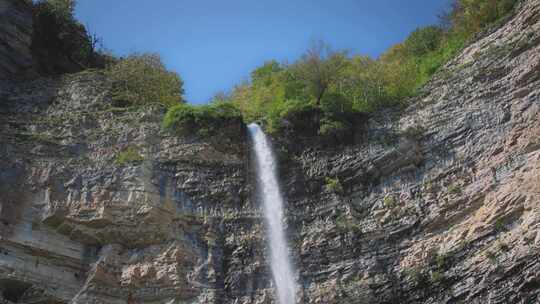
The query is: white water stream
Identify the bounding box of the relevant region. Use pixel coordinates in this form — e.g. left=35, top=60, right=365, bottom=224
left=248, top=123, right=297, bottom=304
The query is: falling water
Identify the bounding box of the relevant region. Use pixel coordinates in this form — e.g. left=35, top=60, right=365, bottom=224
left=248, top=123, right=297, bottom=304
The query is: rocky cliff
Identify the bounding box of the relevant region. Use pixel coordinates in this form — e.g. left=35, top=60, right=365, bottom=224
left=0, top=0, right=34, bottom=80
left=0, top=0, right=539, bottom=303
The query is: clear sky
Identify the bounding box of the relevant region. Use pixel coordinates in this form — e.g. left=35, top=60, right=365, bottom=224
left=75, top=0, right=450, bottom=104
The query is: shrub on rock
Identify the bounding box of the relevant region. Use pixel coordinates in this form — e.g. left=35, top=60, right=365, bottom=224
left=107, top=53, right=184, bottom=107
left=162, top=102, right=243, bottom=138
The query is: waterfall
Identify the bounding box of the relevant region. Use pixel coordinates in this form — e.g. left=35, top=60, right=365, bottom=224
left=248, top=123, right=297, bottom=304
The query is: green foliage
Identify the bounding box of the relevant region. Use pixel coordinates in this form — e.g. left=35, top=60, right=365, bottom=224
left=32, top=0, right=104, bottom=72
left=403, top=251, right=452, bottom=288
left=383, top=196, right=397, bottom=208
left=435, top=254, right=448, bottom=269
left=224, top=0, right=518, bottom=135
left=430, top=252, right=452, bottom=270
left=494, top=218, right=507, bottom=232
left=404, top=26, right=444, bottom=56
left=107, top=54, right=184, bottom=107
left=230, top=51, right=362, bottom=136
left=162, top=102, right=242, bottom=137
left=291, top=41, right=349, bottom=106
left=318, top=92, right=355, bottom=136
left=35, top=0, right=76, bottom=21
left=265, top=99, right=317, bottom=134
left=325, top=177, right=344, bottom=193
left=366, top=0, right=516, bottom=102
left=448, top=0, right=518, bottom=37
left=486, top=250, right=498, bottom=264
left=251, top=60, right=283, bottom=86
left=377, top=26, right=466, bottom=102
left=115, top=146, right=143, bottom=165
left=404, top=267, right=429, bottom=287
left=319, top=118, right=348, bottom=137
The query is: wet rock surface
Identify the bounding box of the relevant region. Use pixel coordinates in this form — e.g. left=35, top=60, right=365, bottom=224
left=0, top=0, right=539, bottom=303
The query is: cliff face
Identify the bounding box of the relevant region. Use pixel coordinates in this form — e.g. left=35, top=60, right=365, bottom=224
left=0, top=0, right=539, bottom=304
left=282, top=0, right=540, bottom=302
left=0, top=0, right=34, bottom=80
left=0, top=70, right=267, bottom=303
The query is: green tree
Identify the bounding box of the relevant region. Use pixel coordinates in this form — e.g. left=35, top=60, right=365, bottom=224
left=35, top=0, right=76, bottom=21
left=404, top=26, right=444, bottom=56
left=230, top=61, right=304, bottom=123
left=379, top=43, right=419, bottom=101
left=225, top=0, right=519, bottom=136
left=32, top=0, right=101, bottom=72
left=251, top=60, right=283, bottom=86
left=292, top=41, right=348, bottom=106
left=338, top=55, right=386, bottom=112
left=448, top=0, right=517, bottom=37
left=107, top=53, right=185, bottom=107
left=163, top=101, right=242, bottom=137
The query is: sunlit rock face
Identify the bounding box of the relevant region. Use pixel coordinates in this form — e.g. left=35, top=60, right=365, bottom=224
left=279, top=1, right=540, bottom=302
left=0, top=0, right=539, bottom=303
left=0, top=70, right=258, bottom=303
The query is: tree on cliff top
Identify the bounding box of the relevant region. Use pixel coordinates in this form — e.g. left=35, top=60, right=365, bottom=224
left=107, top=53, right=185, bottom=107
left=292, top=41, right=348, bottom=106
left=35, top=0, right=76, bottom=21
left=32, top=0, right=109, bottom=73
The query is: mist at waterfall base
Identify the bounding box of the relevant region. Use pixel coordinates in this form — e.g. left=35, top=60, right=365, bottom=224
left=248, top=123, right=297, bottom=304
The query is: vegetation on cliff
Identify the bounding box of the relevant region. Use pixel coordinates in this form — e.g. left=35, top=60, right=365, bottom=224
left=158, top=0, right=517, bottom=137
left=217, top=0, right=518, bottom=135
left=31, top=1, right=185, bottom=108
left=162, top=102, right=242, bottom=137
left=115, top=145, right=144, bottom=165
left=34, top=0, right=518, bottom=138
left=32, top=0, right=110, bottom=73
left=106, top=53, right=185, bottom=107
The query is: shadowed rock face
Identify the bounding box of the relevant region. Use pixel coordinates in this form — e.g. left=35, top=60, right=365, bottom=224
left=0, top=0, right=539, bottom=303
left=0, top=0, right=34, bottom=80
left=0, top=0, right=105, bottom=81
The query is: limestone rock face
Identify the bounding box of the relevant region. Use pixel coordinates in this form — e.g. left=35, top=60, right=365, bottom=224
left=0, top=72, right=265, bottom=303
left=0, top=0, right=539, bottom=303
left=281, top=0, right=540, bottom=302
left=0, top=0, right=34, bottom=80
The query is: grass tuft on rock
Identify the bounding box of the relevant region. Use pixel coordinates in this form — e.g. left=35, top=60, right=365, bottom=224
left=325, top=176, right=344, bottom=193
left=115, top=146, right=143, bottom=165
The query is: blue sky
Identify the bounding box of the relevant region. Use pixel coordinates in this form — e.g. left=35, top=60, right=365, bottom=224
left=75, top=0, right=450, bottom=104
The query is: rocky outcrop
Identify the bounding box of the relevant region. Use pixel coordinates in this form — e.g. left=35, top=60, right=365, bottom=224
left=0, top=0, right=539, bottom=303
left=0, top=72, right=266, bottom=303
left=0, top=0, right=34, bottom=80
